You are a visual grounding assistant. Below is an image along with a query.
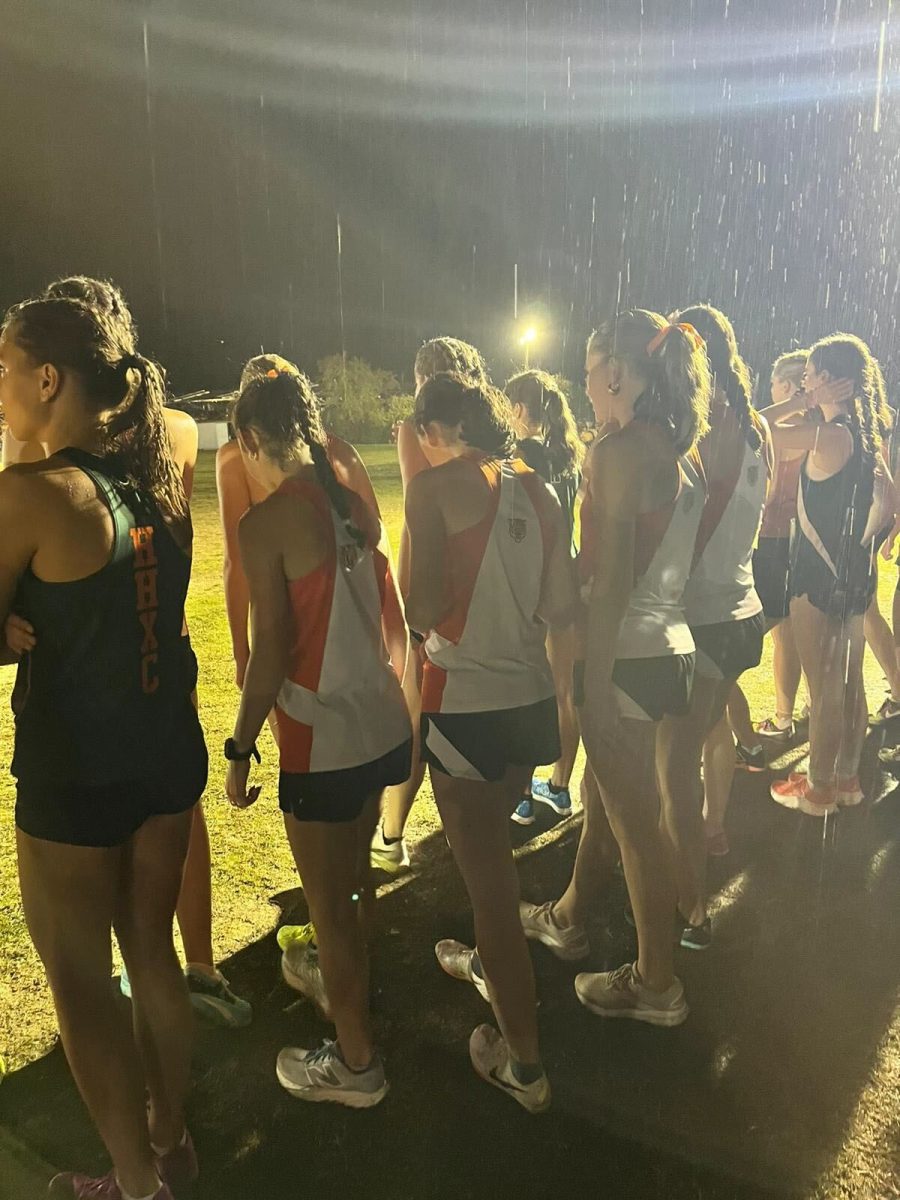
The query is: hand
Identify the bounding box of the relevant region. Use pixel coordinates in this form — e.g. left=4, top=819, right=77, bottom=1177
left=3, top=614, right=36, bottom=656
left=225, top=758, right=261, bottom=809
left=881, top=520, right=900, bottom=561
left=234, top=650, right=249, bottom=690
left=806, top=378, right=854, bottom=410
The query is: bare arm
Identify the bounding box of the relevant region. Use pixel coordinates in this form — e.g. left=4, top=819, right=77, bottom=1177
left=769, top=417, right=853, bottom=476
left=402, top=470, right=449, bottom=634
left=535, top=488, right=579, bottom=631
left=216, top=444, right=253, bottom=682
left=231, top=506, right=291, bottom=751
left=0, top=472, right=38, bottom=665
left=329, top=434, right=383, bottom=519
left=397, top=417, right=433, bottom=493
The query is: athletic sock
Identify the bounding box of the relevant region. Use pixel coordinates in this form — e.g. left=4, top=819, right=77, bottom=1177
left=509, top=1058, right=544, bottom=1086
left=546, top=781, right=566, bottom=794
left=381, top=831, right=402, bottom=845
left=118, top=1176, right=163, bottom=1200
left=336, top=1044, right=376, bottom=1074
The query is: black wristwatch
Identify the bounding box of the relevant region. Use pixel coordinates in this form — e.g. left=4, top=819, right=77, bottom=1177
left=224, top=737, right=261, bottom=764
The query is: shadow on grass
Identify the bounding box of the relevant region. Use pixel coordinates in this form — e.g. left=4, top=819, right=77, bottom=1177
left=2, top=739, right=898, bottom=1200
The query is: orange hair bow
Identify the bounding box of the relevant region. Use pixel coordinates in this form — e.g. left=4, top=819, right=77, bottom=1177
left=646, top=323, right=705, bottom=356
left=266, top=368, right=279, bottom=379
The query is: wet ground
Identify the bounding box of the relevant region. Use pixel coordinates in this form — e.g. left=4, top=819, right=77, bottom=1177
left=2, top=733, right=898, bottom=1200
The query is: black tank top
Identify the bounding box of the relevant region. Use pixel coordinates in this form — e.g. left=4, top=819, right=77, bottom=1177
left=11, top=448, right=200, bottom=788
left=516, top=437, right=580, bottom=554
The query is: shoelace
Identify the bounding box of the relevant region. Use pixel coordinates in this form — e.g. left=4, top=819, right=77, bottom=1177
left=607, top=963, right=636, bottom=991
left=305, top=1039, right=338, bottom=1067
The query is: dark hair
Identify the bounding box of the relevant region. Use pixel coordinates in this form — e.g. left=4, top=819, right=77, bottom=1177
left=586, top=310, right=710, bottom=455
left=414, top=337, right=489, bottom=386
left=771, top=349, right=808, bottom=391
left=233, top=359, right=367, bottom=548
left=676, top=304, right=760, bottom=453
left=505, top=369, right=584, bottom=478
left=2, top=297, right=187, bottom=526
left=415, top=373, right=516, bottom=457
left=42, top=276, right=137, bottom=343
left=808, top=334, right=891, bottom=516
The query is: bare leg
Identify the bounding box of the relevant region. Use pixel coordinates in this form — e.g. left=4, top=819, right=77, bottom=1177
left=865, top=592, right=900, bottom=700
left=17, top=830, right=167, bottom=1199
left=590, top=719, right=676, bottom=993
left=432, top=765, right=539, bottom=1065
left=727, top=682, right=757, bottom=750
left=176, top=803, right=214, bottom=970
left=547, top=625, right=580, bottom=789
left=703, top=711, right=737, bottom=841
left=658, top=676, right=720, bottom=928
left=772, top=618, right=803, bottom=721
left=381, top=649, right=424, bottom=840
left=115, top=810, right=194, bottom=1153
left=283, top=799, right=380, bottom=1068
left=553, top=766, right=619, bottom=928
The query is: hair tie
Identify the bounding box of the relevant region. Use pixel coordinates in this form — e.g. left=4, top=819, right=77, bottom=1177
left=118, top=352, right=142, bottom=373
left=266, top=368, right=279, bottom=379
left=646, top=323, right=705, bottom=357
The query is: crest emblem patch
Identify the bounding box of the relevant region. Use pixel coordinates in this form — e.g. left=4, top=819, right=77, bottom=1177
left=508, top=518, right=527, bottom=542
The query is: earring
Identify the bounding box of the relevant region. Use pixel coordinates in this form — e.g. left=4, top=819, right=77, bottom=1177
left=608, top=384, right=621, bottom=396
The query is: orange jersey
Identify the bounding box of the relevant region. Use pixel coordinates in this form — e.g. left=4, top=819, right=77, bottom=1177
left=422, top=457, right=557, bottom=713
left=275, top=480, right=410, bottom=774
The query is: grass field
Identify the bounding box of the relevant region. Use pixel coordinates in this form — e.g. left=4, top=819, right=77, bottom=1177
left=0, top=444, right=896, bottom=1074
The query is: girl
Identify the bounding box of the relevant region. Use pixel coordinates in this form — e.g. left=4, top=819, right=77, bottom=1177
left=519, top=310, right=710, bottom=1025
left=404, top=373, right=576, bottom=1112
left=371, top=336, right=491, bottom=870
left=0, top=297, right=206, bottom=1200
left=504, top=370, right=584, bottom=826
left=657, top=304, right=771, bottom=951
left=3, top=275, right=250, bottom=1028
left=770, top=335, right=892, bottom=815
left=224, top=364, right=410, bottom=1108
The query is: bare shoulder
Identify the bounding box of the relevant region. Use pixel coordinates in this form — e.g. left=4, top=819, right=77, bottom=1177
left=216, top=439, right=244, bottom=483
left=327, top=431, right=360, bottom=467
left=163, top=406, right=198, bottom=441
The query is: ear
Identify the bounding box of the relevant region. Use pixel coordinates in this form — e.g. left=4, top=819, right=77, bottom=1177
left=418, top=420, right=443, bottom=449
left=39, top=362, right=62, bottom=405
left=237, top=427, right=259, bottom=458
left=607, top=357, right=624, bottom=392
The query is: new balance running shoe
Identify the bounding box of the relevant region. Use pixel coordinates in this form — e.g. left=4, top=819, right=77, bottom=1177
left=575, top=962, right=688, bottom=1026
left=276, top=1039, right=388, bottom=1108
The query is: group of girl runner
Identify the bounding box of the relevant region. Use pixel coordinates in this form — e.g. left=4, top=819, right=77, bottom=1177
left=0, top=276, right=894, bottom=1199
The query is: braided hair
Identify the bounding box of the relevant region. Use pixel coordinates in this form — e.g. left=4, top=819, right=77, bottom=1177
left=2, top=297, right=188, bottom=529
left=414, top=337, right=489, bottom=386
left=233, top=360, right=368, bottom=549
left=587, top=310, right=711, bottom=455
left=676, top=304, right=761, bottom=453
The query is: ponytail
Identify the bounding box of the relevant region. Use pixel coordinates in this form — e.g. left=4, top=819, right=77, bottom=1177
left=233, top=362, right=368, bottom=549
left=1, top=297, right=188, bottom=528
left=676, top=303, right=761, bottom=453
left=505, top=369, right=584, bottom=478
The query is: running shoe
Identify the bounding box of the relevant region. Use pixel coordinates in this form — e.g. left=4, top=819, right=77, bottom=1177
left=756, top=716, right=795, bottom=740
left=370, top=823, right=410, bottom=873
left=770, top=771, right=837, bottom=817
left=836, top=776, right=864, bottom=807
left=574, top=962, right=688, bottom=1026
left=519, top=901, right=589, bottom=960
left=118, top=965, right=131, bottom=1000
left=679, top=917, right=712, bottom=951
left=434, top=940, right=490, bottom=1001
left=276, top=922, right=317, bottom=953
left=531, top=778, right=573, bottom=817
left=705, top=827, right=730, bottom=857
left=870, top=696, right=900, bottom=726
left=155, top=1129, right=198, bottom=1191
left=511, top=796, right=535, bottom=826
left=281, top=943, right=332, bottom=1020
left=468, top=1024, right=551, bottom=1114
left=735, top=741, right=766, bottom=771
left=186, top=967, right=252, bottom=1028
left=49, top=1171, right=173, bottom=1199
left=878, top=743, right=900, bottom=772
left=276, top=1039, right=388, bottom=1108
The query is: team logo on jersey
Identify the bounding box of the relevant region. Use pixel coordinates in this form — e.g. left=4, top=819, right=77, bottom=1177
left=747, top=465, right=759, bottom=487
left=340, top=544, right=359, bottom=572
left=508, top=518, right=527, bottom=542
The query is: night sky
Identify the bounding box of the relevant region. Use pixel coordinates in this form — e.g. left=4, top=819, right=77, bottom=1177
left=1, top=0, right=897, bottom=396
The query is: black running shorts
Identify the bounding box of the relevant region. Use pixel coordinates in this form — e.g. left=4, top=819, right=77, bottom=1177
left=279, top=738, right=413, bottom=824
left=573, top=655, right=695, bottom=722
left=752, top=536, right=792, bottom=622
left=690, top=611, right=765, bottom=683
left=420, top=696, right=560, bottom=782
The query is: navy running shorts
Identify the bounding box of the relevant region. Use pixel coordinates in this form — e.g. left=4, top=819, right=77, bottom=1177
left=279, top=738, right=413, bottom=824
left=420, top=696, right=560, bottom=782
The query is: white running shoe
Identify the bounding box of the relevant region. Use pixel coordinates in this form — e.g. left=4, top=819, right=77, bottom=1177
left=276, top=1040, right=388, bottom=1108
left=370, top=823, right=410, bottom=873
left=434, top=940, right=490, bottom=1002
left=519, top=901, right=589, bottom=961
left=575, top=962, right=688, bottom=1026
left=281, top=943, right=332, bottom=1020
left=468, top=1024, right=551, bottom=1114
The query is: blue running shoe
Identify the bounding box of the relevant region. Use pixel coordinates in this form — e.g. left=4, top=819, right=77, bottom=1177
left=531, top=778, right=573, bottom=817
left=512, top=796, right=535, bottom=825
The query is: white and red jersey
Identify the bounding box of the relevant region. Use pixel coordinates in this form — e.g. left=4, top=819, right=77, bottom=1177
left=275, top=479, right=410, bottom=774
left=683, top=411, right=768, bottom=626
left=422, top=457, right=557, bottom=714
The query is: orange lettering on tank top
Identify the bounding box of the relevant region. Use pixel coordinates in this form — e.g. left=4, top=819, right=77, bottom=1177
left=129, top=526, right=160, bottom=694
